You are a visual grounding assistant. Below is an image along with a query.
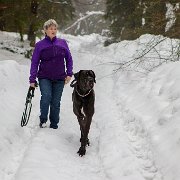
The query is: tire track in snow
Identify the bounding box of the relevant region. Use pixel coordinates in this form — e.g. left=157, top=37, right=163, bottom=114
left=116, top=100, right=163, bottom=180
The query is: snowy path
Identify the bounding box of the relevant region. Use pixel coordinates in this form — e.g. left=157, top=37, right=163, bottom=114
left=0, top=44, right=110, bottom=180
left=13, top=85, right=108, bottom=180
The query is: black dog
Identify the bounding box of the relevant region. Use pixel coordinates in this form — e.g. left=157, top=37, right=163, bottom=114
left=70, top=70, right=96, bottom=156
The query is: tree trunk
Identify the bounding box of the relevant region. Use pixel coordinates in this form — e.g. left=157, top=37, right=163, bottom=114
left=28, top=0, right=39, bottom=47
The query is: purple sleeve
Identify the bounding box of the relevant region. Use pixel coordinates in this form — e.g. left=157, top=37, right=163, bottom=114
left=63, top=40, right=73, bottom=77
left=29, top=44, right=40, bottom=83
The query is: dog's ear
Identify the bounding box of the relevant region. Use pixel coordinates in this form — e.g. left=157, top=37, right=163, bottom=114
left=89, top=70, right=96, bottom=83
left=73, top=72, right=79, bottom=80
left=74, top=70, right=83, bottom=80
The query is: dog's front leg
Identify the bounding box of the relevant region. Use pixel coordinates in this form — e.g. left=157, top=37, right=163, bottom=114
left=77, top=118, right=87, bottom=156
left=83, top=116, right=92, bottom=146
left=74, top=108, right=87, bottom=156
left=78, top=116, right=92, bottom=156
left=80, top=130, right=90, bottom=146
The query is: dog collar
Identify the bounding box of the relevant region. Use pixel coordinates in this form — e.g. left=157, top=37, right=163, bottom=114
left=76, top=88, right=93, bottom=97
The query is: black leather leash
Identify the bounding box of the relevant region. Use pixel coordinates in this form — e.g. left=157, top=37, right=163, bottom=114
left=21, top=83, right=38, bottom=127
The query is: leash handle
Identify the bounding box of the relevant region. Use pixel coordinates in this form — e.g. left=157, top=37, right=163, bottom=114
left=27, top=82, right=38, bottom=100
left=27, top=86, right=35, bottom=99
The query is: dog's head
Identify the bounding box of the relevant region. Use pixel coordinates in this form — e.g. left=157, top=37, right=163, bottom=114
left=74, top=70, right=96, bottom=91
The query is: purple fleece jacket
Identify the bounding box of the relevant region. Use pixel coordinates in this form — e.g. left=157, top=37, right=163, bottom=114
left=29, top=36, right=73, bottom=83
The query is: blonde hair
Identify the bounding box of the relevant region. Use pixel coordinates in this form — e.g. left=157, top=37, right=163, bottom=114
left=43, top=19, right=58, bottom=30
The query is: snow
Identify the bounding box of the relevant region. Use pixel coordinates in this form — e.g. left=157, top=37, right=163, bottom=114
left=165, top=2, right=180, bottom=32
left=0, top=31, right=180, bottom=180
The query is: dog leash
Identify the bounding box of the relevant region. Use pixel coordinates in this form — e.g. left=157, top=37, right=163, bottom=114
left=70, top=79, right=77, bottom=87
left=21, top=83, right=38, bottom=127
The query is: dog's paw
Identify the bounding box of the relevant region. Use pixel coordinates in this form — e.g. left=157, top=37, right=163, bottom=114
left=77, top=146, right=86, bottom=156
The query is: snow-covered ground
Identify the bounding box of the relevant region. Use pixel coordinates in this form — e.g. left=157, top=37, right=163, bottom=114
left=0, top=31, right=180, bottom=180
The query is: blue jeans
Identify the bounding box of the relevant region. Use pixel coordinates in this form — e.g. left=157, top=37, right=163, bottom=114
left=38, top=79, right=64, bottom=128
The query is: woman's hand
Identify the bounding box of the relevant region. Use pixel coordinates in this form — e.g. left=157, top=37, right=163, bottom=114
left=65, top=76, right=71, bottom=84
left=30, top=83, right=35, bottom=88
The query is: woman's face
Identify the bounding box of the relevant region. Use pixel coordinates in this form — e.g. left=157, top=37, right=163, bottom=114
left=45, top=25, right=57, bottom=39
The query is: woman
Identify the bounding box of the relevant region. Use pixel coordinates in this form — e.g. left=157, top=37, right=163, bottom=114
left=29, top=19, right=73, bottom=129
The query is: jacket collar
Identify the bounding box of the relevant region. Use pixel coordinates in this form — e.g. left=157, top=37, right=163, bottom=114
left=45, top=35, right=57, bottom=42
